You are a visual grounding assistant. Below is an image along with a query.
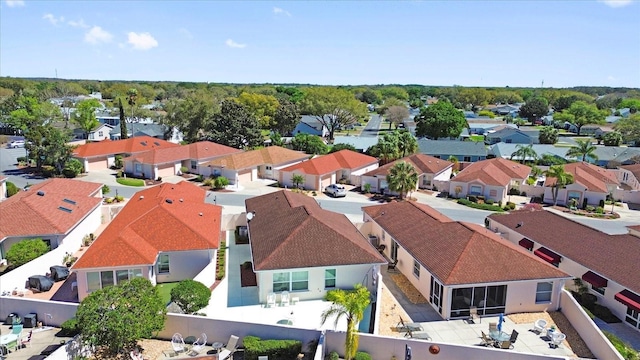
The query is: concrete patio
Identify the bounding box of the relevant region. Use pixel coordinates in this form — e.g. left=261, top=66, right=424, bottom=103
left=0, top=324, right=72, bottom=360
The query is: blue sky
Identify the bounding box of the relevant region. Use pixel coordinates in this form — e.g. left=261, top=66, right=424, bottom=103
left=1, top=0, right=639, bottom=88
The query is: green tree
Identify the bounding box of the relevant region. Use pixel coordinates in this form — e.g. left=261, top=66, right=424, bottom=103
left=510, top=144, right=538, bottom=164
left=214, top=176, right=229, bottom=189
left=76, top=278, right=166, bottom=355
left=329, top=143, right=357, bottom=153
left=236, top=92, right=279, bottom=129
left=170, top=280, right=211, bottom=314
left=457, top=88, right=492, bottom=111
left=300, top=87, right=368, bottom=140
left=163, top=91, right=217, bottom=143
left=539, top=126, right=559, bottom=144
left=619, top=98, right=640, bottom=113
left=519, top=96, right=549, bottom=122
left=275, top=86, right=304, bottom=103
left=614, top=113, right=640, bottom=145
left=291, top=174, right=305, bottom=189
left=415, top=101, right=468, bottom=140
left=73, top=98, right=101, bottom=139
left=63, top=158, right=84, bottom=178
left=537, top=154, right=567, bottom=166
left=6, top=181, right=19, bottom=197
left=492, top=91, right=523, bottom=104
left=359, top=89, right=381, bottom=104
left=380, top=87, right=409, bottom=101
left=384, top=105, right=409, bottom=130
left=566, top=139, right=598, bottom=162
left=552, top=93, right=594, bottom=112
left=602, top=131, right=623, bottom=146
left=544, top=165, right=575, bottom=205
left=119, top=98, right=128, bottom=139
left=321, top=284, right=371, bottom=360
left=272, top=99, right=300, bottom=136
left=206, top=100, right=262, bottom=149
left=565, top=101, right=606, bottom=135
left=448, top=155, right=459, bottom=172
left=127, top=88, right=138, bottom=121
left=291, top=133, right=328, bottom=155
left=269, top=131, right=284, bottom=147
left=6, top=238, right=49, bottom=267
left=397, top=130, right=417, bottom=157
left=386, top=161, right=418, bottom=199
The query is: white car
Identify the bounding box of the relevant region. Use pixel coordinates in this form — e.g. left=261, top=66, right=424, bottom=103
left=325, top=184, right=347, bottom=198
left=8, top=140, right=25, bottom=148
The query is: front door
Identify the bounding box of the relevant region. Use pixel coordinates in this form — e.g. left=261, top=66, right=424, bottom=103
left=391, top=240, right=399, bottom=261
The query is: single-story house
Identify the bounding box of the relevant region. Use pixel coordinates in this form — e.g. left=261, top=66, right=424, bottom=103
left=72, top=182, right=222, bottom=301
left=581, top=125, right=614, bottom=138
left=0, top=176, right=6, bottom=202
left=488, top=143, right=572, bottom=163
left=278, top=150, right=379, bottom=190
left=73, top=136, right=180, bottom=171
left=201, top=146, right=309, bottom=184
left=245, top=190, right=386, bottom=304
left=467, top=123, right=517, bottom=136
left=487, top=210, right=640, bottom=333
left=0, top=179, right=103, bottom=293
left=618, top=164, right=640, bottom=191
left=543, top=162, right=619, bottom=206
left=123, top=141, right=242, bottom=180
left=485, top=128, right=538, bottom=145
left=109, top=123, right=183, bottom=143
left=73, top=123, right=114, bottom=141
left=360, top=154, right=453, bottom=193
left=332, top=136, right=380, bottom=153
left=417, top=139, right=487, bottom=163
left=449, top=158, right=531, bottom=203
left=362, top=201, right=569, bottom=320
left=592, top=147, right=640, bottom=167
left=291, top=115, right=329, bottom=137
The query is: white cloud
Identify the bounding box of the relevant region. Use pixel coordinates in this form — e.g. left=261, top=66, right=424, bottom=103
left=5, top=0, right=25, bottom=7
left=127, top=32, right=158, bottom=50
left=43, top=13, right=64, bottom=26
left=67, top=18, right=89, bottom=28
left=273, top=7, right=291, bottom=16
left=225, top=39, right=246, bottom=48
left=84, top=26, right=113, bottom=44
left=599, top=0, right=634, bottom=8
left=178, top=28, right=193, bottom=39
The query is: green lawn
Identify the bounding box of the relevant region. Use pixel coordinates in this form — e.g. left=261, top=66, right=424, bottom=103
left=469, top=135, right=484, bottom=142
left=156, top=282, right=180, bottom=304
left=116, top=178, right=145, bottom=187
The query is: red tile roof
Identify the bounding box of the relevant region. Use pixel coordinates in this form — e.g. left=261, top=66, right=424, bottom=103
left=279, top=150, right=378, bottom=175
left=0, top=179, right=103, bottom=239
left=621, top=164, right=640, bottom=184
left=488, top=209, right=640, bottom=293
left=124, top=141, right=242, bottom=165
left=203, top=146, right=308, bottom=170
left=73, top=136, right=180, bottom=158
left=363, top=202, right=568, bottom=285
left=363, top=154, right=452, bottom=177
left=452, top=158, right=531, bottom=186
left=245, top=190, right=386, bottom=271
left=544, top=162, right=619, bottom=192
left=73, top=182, right=222, bottom=269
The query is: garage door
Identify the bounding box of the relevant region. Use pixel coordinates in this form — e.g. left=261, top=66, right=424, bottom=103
left=87, top=157, right=108, bottom=171
left=321, top=176, right=332, bottom=190
left=157, top=163, right=175, bottom=179
left=237, top=169, right=253, bottom=184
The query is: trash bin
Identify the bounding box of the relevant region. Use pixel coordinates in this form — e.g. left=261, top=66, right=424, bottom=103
left=23, top=313, right=37, bottom=328
left=4, top=313, right=19, bottom=325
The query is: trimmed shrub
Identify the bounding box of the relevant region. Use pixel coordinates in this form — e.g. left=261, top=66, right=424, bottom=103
left=585, top=205, right=596, bottom=213
left=596, top=206, right=604, bottom=214
left=243, top=335, right=302, bottom=360
left=506, top=202, right=516, bottom=210
left=170, top=280, right=211, bottom=314
left=180, top=166, right=189, bottom=174
left=16, top=156, right=27, bottom=163
left=354, top=352, right=373, bottom=360
left=329, top=351, right=340, bottom=360
left=520, top=191, right=527, bottom=197
left=363, top=183, right=372, bottom=194
left=467, top=195, right=477, bottom=203
left=6, top=238, right=49, bottom=267
left=102, top=184, right=110, bottom=195
left=508, top=187, right=520, bottom=195
left=486, top=199, right=494, bottom=205
left=60, top=318, right=80, bottom=336
left=6, top=181, right=19, bottom=197
left=216, top=241, right=226, bottom=280
left=41, top=165, right=56, bottom=178
left=64, top=158, right=84, bottom=178
left=203, top=178, right=215, bottom=187
left=599, top=199, right=605, bottom=208
left=214, top=176, right=229, bottom=189
left=458, top=198, right=504, bottom=212
left=114, top=154, right=123, bottom=169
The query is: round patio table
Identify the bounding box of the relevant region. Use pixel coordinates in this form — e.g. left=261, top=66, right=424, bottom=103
left=489, top=330, right=510, bottom=342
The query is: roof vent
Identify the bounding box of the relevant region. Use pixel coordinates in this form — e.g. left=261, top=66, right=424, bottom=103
left=37, top=191, right=45, bottom=196
left=141, top=141, right=147, bottom=146
left=179, top=199, right=184, bottom=202
left=154, top=141, right=160, bottom=146
left=166, top=199, right=173, bottom=204
left=199, top=212, right=203, bottom=216
left=139, top=195, right=144, bottom=200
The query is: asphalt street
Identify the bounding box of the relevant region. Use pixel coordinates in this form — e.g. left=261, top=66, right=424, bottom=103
left=361, top=114, right=383, bottom=137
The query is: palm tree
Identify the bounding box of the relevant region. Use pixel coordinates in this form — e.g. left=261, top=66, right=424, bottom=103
left=397, top=130, right=417, bottom=157
left=378, top=136, right=398, bottom=165
left=291, top=174, right=304, bottom=189
left=544, top=165, right=574, bottom=205
left=566, top=139, right=598, bottom=162
left=386, top=161, right=418, bottom=200
left=321, top=284, right=371, bottom=360
left=448, top=155, right=459, bottom=172
left=510, top=144, right=538, bottom=164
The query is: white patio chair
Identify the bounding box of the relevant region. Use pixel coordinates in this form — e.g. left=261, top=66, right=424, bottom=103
left=533, top=319, right=547, bottom=334
left=266, top=292, right=276, bottom=308
left=469, top=306, right=480, bottom=323
left=218, top=335, right=239, bottom=360
left=189, top=333, right=207, bottom=356
left=171, top=333, right=186, bottom=353
left=550, top=332, right=566, bottom=348
left=280, top=291, right=290, bottom=306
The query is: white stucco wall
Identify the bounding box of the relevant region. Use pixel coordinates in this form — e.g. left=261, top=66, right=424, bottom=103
left=543, top=184, right=607, bottom=206
left=156, top=249, right=216, bottom=284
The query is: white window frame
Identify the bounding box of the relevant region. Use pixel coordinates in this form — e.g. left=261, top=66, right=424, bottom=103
left=325, top=269, right=336, bottom=289
left=273, top=271, right=309, bottom=292
left=535, top=282, right=553, bottom=303
left=158, top=254, right=170, bottom=274
left=413, top=260, right=420, bottom=278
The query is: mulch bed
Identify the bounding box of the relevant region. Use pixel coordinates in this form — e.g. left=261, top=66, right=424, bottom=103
left=240, top=264, right=257, bottom=287
left=390, top=273, right=428, bottom=304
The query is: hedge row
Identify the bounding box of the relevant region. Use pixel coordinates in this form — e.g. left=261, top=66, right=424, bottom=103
left=457, top=199, right=504, bottom=212
left=243, top=335, right=302, bottom=360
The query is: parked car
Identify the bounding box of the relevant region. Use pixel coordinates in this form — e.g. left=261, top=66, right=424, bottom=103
left=8, top=140, right=25, bottom=148
left=325, top=184, right=347, bottom=198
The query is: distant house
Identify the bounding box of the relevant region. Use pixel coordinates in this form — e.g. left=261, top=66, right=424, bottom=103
left=417, top=139, right=487, bottom=163
left=292, top=115, right=329, bottom=137
left=201, top=146, right=309, bottom=185
left=362, top=201, right=569, bottom=320
left=467, top=123, right=516, bottom=136
left=123, top=141, right=242, bottom=180
left=485, top=128, right=538, bottom=145
left=592, top=146, right=640, bottom=167
left=618, top=164, right=640, bottom=191
left=73, top=123, right=113, bottom=141
left=488, top=104, right=521, bottom=117
left=449, top=158, right=531, bottom=203
left=543, top=162, right=619, bottom=206
left=278, top=150, right=378, bottom=190
left=73, top=136, right=180, bottom=171
left=488, top=211, right=640, bottom=333
left=245, top=190, right=386, bottom=304
left=581, top=125, right=614, bottom=138
left=72, top=182, right=222, bottom=301
left=332, top=136, right=379, bottom=153
left=488, top=143, right=569, bottom=163
left=360, top=154, right=453, bottom=193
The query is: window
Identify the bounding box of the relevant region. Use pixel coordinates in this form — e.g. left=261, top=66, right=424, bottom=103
left=116, top=269, right=143, bottom=284
left=451, top=285, right=507, bottom=317
left=325, top=269, right=336, bottom=288
left=592, top=285, right=605, bottom=296
left=292, top=271, right=309, bottom=291
left=191, top=160, right=197, bottom=170
left=273, top=272, right=290, bottom=292
left=158, top=254, right=170, bottom=274
left=266, top=166, right=272, bottom=170
left=98, top=131, right=103, bottom=137
left=433, top=155, right=440, bottom=159
left=489, top=189, right=497, bottom=197
left=135, top=163, right=142, bottom=173
left=626, top=307, right=640, bottom=329
left=535, top=282, right=553, bottom=303
left=87, top=272, right=100, bottom=292
left=100, top=271, right=114, bottom=288
left=413, top=260, right=420, bottom=278
left=470, top=185, right=482, bottom=195
left=505, top=139, right=512, bottom=144
left=422, top=177, right=431, bottom=186
left=463, top=156, right=471, bottom=162
left=273, top=271, right=309, bottom=292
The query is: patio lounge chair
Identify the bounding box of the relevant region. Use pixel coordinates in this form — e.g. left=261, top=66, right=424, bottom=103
left=532, top=319, right=547, bottom=334
left=266, top=292, right=276, bottom=308
left=189, top=333, right=207, bottom=356
left=479, top=331, right=494, bottom=347
left=218, top=335, right=239, bottom=360
left=404, top=328, right=431, bottom=340
left=509, top=329, right=519, bottom=344
left=488, top=322, right=497, bottom=332
left=469, top=306, right=480, bottom=323
left=280, top=291, right=290, bottom=307
left=171, top=333, right=186, bottom=353
left=396, top=316, right=423, bottom=332
left=550, top=332, right=566, bottom=348
left=499, top=340, right=513, bottom=349
left=387, top=259, right=399, bottom=272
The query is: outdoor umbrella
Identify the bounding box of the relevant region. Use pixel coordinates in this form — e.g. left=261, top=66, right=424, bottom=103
left=405, top=344, right=412, bottom=360
left=498, top=313, right=504, bottom=332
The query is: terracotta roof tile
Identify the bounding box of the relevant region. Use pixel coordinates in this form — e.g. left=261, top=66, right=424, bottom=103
left=363, top=154, right=452, bottom=177
left=363, top=202, right=567, bottom=285
left=488, top=210, right=640, bottom=293
left=123, top=141, right=242, bottom=165
left=0, top=179, right=103, bottom=239
left=73, top=182, right=222, bottom=269
left=621, top=164, right=640, bottom=183
left=453, top=158, right=531, bottom=186
left=279, top=150, right=378, bottom=175
left=245, top=190, right=386, bottom=271
left=73, top=136, right=179, bottom=158
left=544, top=162, right=619, bottom=192
left=203, top=146, right=308, bottom=170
